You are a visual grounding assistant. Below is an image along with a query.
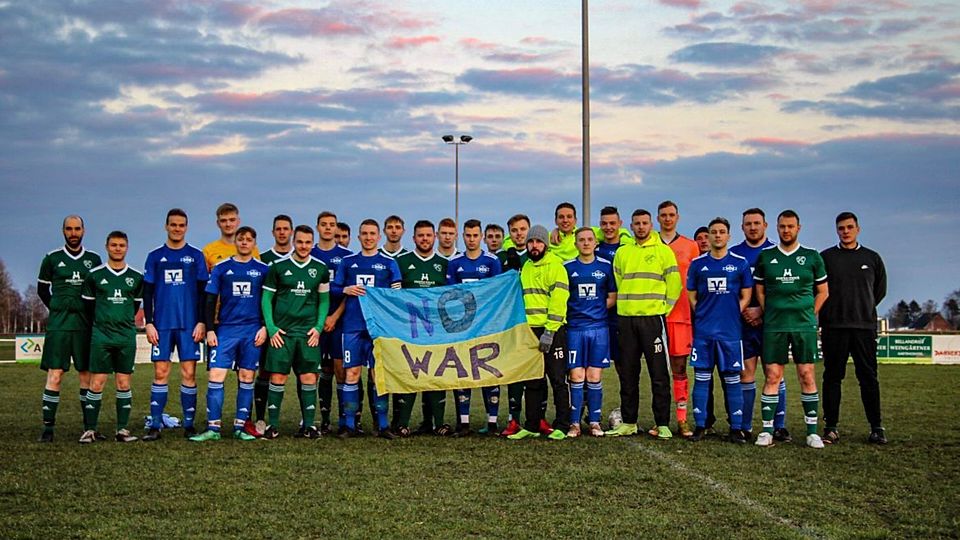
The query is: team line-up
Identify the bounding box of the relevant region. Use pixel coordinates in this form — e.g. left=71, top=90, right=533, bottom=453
left=36, top=201, right=888, bottom=448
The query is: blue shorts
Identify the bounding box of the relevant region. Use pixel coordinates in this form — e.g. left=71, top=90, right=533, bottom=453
left=151, top=328, right=202, bottom=362
left=691, top=338, right=744, bottom=373
left=209, top=325, right=261, bottom=371
left=566, top=326, right=611, bottom=370
left=342, top=330, right=374, bottom=369
left=322, top=325, right=344, bottom=361
left=741, top=325, right=763, bottom=359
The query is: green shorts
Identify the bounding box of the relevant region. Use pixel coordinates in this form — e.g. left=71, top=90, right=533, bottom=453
left=762, top=331, right=819, bottom=365
left=40, top=330, right=90, bottom=372
left=89, top=334, right=136, bottom=374
left=264, top=336, right=321, bottom=375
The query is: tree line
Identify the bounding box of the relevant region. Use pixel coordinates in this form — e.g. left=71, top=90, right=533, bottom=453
left=0, top=260, right=47, bottom=334
left=884, top=289, right=960, bottom=330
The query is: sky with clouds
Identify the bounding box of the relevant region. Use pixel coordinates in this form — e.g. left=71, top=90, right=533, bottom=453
left=1, top=0, right=958, bottom=313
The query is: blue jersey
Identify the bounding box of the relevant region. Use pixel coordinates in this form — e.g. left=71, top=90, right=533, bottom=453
left=687, top=252, right=753, bottom=341
left=311, top=243, right=353, bottom=313
left=333, top=252, right=402, bottom=333
left=730, top=238, right=773, bottom=308
left=446, top=252, right=502, bottom=284
left=205, top=257, right=268, bottom=328
left=564, top=257, right=616, bottom=329
left=144, top=243, right=208, bottom=330
left=595, top=242, right=621, bottom=326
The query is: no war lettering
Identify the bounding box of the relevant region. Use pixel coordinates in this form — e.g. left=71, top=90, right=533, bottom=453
left=405, top=288, right=477, bottom=339
left=401, top=342, right=503, bottom=381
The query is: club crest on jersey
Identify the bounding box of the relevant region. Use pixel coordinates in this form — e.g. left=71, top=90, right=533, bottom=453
left=247, top=269, right=261, bottom=277
left=331, top=257, right=342, bottom=265
left=181, top=255, right=195, bottom=265
left=125, top=277, right=135, bottom=287
left=591, top=270, right=606, bottom=280
left=723, top=264, right=737, bottom=273
left=796, top=256, right=806, bottom=265
left=83, top=260, right=93, bottom=268
left=308, top=268, right=317, bottom=278
left=478, top=265, right=490, bottom=274
left=372, top=263, right=386, bottom=271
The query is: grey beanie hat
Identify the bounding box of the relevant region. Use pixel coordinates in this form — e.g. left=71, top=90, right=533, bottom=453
left=526, top=224, right=550, bottom=245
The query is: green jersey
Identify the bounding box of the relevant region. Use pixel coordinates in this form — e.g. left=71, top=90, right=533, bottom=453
left=396, top=251, right=448, bottom=289
left=379, top=246, right=410, bottom=259
left=260, top=248, right=290, bottom=265
left=81, top=264, right=144, bottom=343
left=754, top=245, right=827, bottom=332
left=38, top=247, right=103, bottom=331
left=263, top=256, right=330, bottom=336
left=497, top=248, right=529, bottom=273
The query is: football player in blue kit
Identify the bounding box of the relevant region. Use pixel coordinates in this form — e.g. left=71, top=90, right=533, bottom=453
left=190, top=226, right=268, bottom=442
left=142, top=209, right=209, bottom=441
left=563, top=227, right=617, bottom=437
left=333, top=219, right=402, bottom=439
left=687, top=217, right=754, bottom=443
left=446, top=219, right=503, bottom=436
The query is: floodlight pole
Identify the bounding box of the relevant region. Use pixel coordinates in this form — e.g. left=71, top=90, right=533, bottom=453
left=582, top=0, right=591, bottom=223
left=442, top=135, right=472, bottom=229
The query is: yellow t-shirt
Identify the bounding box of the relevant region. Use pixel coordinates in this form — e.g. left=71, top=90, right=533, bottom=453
left=202, top=239, right=260, bottom=271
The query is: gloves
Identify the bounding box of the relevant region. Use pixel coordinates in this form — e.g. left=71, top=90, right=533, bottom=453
left=538, top=330, right=555, bottom=353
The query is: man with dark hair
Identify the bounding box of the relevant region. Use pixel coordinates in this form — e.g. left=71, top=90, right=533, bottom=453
left=753, top=210, right=829, bottom=449
left=687, top=217, right=753, bottom=443
left=510, top=224, right=569, bottom=440
left=380, top=215, right=409, bottom=259
left=447, top=219, right=503, bottom=436
left=484, top=223, right=504, bottom=253
left=336, top=222, right=351, bottom=249
left=261, top=215, right=293, bottom=264
left=311, top=211, right=353, bottom=435
left=820, top=212, right=887, bottom=444
left=79, top=231, right=143, bottom=443
left=143, top=209, right=208, bottom=441
left=730, top=208, right=785, bottom=441
left=607, top=209, right=681, bottom=439
left=260, top=225, right=330, bottom=439
left=549, top=202, right=579, bottom=261
left=37, top=215, right=102, bottom=442
left=333, top=219, right=402, bottom=439
left=395, top=220, right=451, bottom=436
left=498, top=214, right=530, bottom=436
left=694, top=227, right=710, bottom=255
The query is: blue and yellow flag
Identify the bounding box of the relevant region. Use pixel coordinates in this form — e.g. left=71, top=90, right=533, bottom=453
left=360, top=271, right=543, bottom=394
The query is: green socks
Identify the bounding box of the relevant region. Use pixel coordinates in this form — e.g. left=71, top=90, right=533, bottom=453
left=84, top=390, right=102, bottom=432
left=116, top=390, right=132, bottom=431
left=300, top=383, right=317, bottom=427
left=41, top=389, right=59, bottom=432
left=427, top=391, right=446, bottom=428
left=801, top=392, right=819, bottom=436
left=760, top=393, right=778, bottom=434
left=268, top=383, right=285, bottom=427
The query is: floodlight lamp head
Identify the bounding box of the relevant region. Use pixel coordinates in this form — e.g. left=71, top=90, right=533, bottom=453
left=460, top=135, right=473, bottom=144
left=442, top=135, right=454, bottom=143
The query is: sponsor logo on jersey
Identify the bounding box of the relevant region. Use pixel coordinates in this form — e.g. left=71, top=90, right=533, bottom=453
left=578, top=283, right=597, bottom=299
left=707, top=276, right=728, bottom=293
left=110, top=288, right=126, bottom=305
left=293, top=280, right=308, bottom=296
left=68, top=271, right=83, bottom=286
left=164, top=269, right=183, bottom=284
left=232, top=281, right=252, bottom=297
left=357, top=274, right=375, bottom=286
left=778, top=268, right=799, bottom=284
left=462, top=278, right=479, bottom=283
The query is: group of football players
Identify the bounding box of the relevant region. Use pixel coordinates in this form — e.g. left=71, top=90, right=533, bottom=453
left=36, top=200, right=888, bottom=447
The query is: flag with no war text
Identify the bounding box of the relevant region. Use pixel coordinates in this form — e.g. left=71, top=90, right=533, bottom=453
left=360, top=271, right=543, bottom=394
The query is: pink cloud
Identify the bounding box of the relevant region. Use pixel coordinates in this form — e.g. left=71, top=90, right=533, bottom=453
left=460, top=37, right=498, bottom=50
left=743, top=137, right=811, bottom=148
left=766, top=93, right=791, bottom=100
left=256, top=8, right=365, bottom=36
left=385, top=35, right=441, bottom=49
left=659, top=0, right=702, bottom=8
left=708, top=132, right=735, bottom=140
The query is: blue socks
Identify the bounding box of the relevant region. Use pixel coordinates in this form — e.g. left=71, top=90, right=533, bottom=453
left=150, top=383, right=168, bottom=430
left=569, top=382, right=584, bottom=425
left=693, top=370, right=712, bottom=428
left=721, top=372, right=744, bottom=430
left=586, top=381, right=603, bottom=423
left=206, top=381, right=224, bottom=432
left=343, top=383, right=359, bottom=430
left=181, top=384, right=198, bottom=428
left=482, top=386, right=500, bottom=424
left=454, top=389, right=471, bottom=425
left=236, top=381, right=254, bottom=426
left=741, top=381, right=757, bottom=432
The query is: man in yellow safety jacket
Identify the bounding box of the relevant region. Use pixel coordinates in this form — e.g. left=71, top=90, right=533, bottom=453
left=509, top=224, right=570, bottom=440
left=606, top=209, right=682, bottom=439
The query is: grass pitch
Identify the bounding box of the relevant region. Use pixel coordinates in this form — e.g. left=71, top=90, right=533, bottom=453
left=1, top=364, right=957, bottom=539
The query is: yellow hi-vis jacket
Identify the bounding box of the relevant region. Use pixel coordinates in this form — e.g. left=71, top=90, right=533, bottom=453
left=520, top=252, right=570, bottom=332
left=613, top=233, right=681, bottom=316
left=548, top=229, right=579, bottom=262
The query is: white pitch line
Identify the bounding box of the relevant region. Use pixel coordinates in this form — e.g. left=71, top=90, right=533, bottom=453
left=629, top=440, right=824, bottom=540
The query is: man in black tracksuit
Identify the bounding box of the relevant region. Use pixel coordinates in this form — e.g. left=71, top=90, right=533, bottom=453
left=819, top=211, right=887, bottom=444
